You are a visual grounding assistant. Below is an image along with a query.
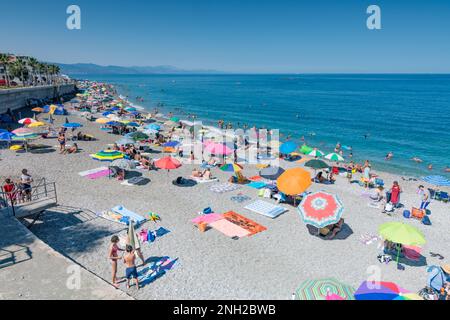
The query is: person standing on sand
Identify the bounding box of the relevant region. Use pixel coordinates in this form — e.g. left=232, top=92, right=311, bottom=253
left=418, top=185, right=431, bottom=210
left=389, top=181, right=402, bottom=208
left=124, top=245, right=139, bottom=290
left=20, top=169, right=33, bottom=202
left=58, top=133, right=66, bottom=153
left=108, top=235, right=124, bottom=288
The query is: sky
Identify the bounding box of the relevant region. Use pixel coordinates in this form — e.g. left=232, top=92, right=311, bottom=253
left=1, top=0, right=450, bottom=73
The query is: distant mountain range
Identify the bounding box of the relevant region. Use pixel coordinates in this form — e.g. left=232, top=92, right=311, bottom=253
left=55, top=63, right=223, bottom=75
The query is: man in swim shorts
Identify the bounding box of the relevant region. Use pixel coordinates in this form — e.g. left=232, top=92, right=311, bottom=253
left=124, top=245, right=139, bottom=290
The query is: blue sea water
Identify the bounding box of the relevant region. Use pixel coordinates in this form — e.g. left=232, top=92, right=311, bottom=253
left=76, top=74, right=450, bottom=178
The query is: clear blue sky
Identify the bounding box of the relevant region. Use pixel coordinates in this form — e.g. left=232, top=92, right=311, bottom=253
left=1, top=0, right=450, bottom=73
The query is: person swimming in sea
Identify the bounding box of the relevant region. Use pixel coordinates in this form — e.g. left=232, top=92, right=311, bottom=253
left=411, top=157, right=423, bottom=163
left=363, top=133, right=370, bottom=139
left=428, top=164, right=433, bottom=171
left=385, top=152, right=394, bottom=161
left=445, top=166, right=450, bottom=173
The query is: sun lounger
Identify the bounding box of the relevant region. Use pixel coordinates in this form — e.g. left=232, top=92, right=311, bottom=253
left=111, top=205, right=146, bottom=226
left=244, top=200, right=287, bottom=219
left=209, top=219, right=251, bottom=238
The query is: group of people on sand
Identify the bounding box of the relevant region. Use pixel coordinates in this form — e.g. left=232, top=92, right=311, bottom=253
left=2, top=169, right=33, bottom=205
left=108, top=234, right=146, bottom=290
left=112, top=144, right=156, bottom=170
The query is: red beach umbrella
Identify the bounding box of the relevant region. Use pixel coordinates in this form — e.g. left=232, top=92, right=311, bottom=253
left=155, top=156, right=182, bottom=171
left=297, top=191, right=344, bottom=229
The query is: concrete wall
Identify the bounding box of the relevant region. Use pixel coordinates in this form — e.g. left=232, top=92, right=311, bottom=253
left=0, top=84, right=76, bottom=114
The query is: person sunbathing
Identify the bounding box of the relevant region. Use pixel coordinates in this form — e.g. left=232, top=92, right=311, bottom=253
left=327, top=219, right=345, bottom=240
left=63, top=143, right=79, bottom=154
left=314, top=172, right=327, bottom=184
left=202, top=169, right=213, bottom=180
left=370, top=186, right=385, bottom=202
left=192, top=168, right=203, bottom=178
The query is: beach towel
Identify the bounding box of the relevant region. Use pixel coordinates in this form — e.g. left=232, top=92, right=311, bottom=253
left=209, top=219, right=251, bottom=238
left=111, top=205, right=146, bottom=226
left=247, top=181, right=267, bottom=189
left=248, top=176, right=263, bottom=181
left=230, top=194, right=252, bottom=203
left=210, top=183, right=240, bottom=193
left=86, top=169, right=112, bottom=180
left=78, top=167, right=109, bottom=177
left=97, top=210, right=125, bottom=224
left=244, top=200, right=287, bottom=219
left=191, top=176, right=219, bottom=184
left=222, top=211, right=267, bottom=236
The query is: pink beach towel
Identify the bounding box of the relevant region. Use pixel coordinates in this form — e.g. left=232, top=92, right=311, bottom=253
left=86, top=169, right=112, bottom=179
left=191, top=214, right=223, bottom=225
left=209, top=219, right=251, bottom=238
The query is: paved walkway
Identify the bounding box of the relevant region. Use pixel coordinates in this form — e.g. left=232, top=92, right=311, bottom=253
left=0, top=214, right=132, bottom=300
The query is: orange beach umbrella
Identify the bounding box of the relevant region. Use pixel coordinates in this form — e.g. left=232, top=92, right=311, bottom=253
left=277, top=168, right=312, bottom=196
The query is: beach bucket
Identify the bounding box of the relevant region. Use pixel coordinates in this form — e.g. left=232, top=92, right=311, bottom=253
left=198, top=222, right=208, bottom=233
left=403, top=210, right=411, bottom=219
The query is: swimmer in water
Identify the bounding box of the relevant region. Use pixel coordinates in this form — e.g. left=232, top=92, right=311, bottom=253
left=428, top=164, right=433, bottom=170
left=411, top=157, right=423, bottom=163
left=363, top=133, right=370, bottom=139
left=445, top=166, right=450, bottom=173
left=385, top=152, right=393, bottom=161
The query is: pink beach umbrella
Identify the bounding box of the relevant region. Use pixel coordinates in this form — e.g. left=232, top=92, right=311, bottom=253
left=204, top=143, right=233, bottom=156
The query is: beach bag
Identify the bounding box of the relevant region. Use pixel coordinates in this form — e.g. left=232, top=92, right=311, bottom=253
left=411, top=207, right=425, bottom=219
left=258, top=189, right=265, bottom=197
left=422, top=216, right=432, bottom=226
left=203, top=207, right=213, bottom=214
left=263, top=188, right=272, bottom=198
left=403, top=210, right=411, bottom=219
left=139, top=229, right=148, bottom=242
left=147, top=230, right=155, bottom=242
left=385, top=203, right=394, bottom=212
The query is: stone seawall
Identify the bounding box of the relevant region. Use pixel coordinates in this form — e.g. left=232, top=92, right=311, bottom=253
left=0, top=84, right=76, bottom=114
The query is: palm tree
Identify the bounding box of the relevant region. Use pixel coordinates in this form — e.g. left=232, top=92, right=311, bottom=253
left=28, top=57, right=39, bottom=86
left=0, top=53, right=12, bottom=87
left=9, top=60, right=28, bottom=86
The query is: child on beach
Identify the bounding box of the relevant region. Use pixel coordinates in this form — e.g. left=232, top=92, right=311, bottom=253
left=108, top=235, right=124, bottom=288
left=58, top=133, right=66, bottom=153
left=124, top=245, right=139, bottom=290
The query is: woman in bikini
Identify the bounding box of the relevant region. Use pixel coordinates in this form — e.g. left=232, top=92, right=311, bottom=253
left=108, top=235, right=124, bottom=288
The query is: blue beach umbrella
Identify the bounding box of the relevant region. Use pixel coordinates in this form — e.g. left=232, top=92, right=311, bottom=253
left=280, top=141, right=298, bottom=155
left=107, top=121, right=123, bottom=126
left=145, top=123, right=161, bottom=131
left=110, top=106, right=120, bottom=111
left=422, top=175, right=450, bottom=187
left=63, top=122, right=83, bottom=128
left=0, top=132, right=15, bottom=141
left=163, top=141, right=180, bottom=148
left=126, top=122, right=140, bottom=127
left=102, top=111, right=114, bottom=116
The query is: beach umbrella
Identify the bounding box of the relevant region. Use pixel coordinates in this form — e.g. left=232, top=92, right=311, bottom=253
left=277, top=168, right=312, bottom=196
left=260, top=166, right=285, bottom=180
left=126, top=122, right=140, bottom=128
left=127, top=220, right=141, bottom=250
left=31, top=107, right=44, bottom=113
left=354, top=281, right=422, bottom=300
left=106, top=114, right=120, bottom=120
left=295, top=278, right=355, bottom=300
left=129, top=132, right=149, bottom=141
left=63, top=122, right=83, bottom=129
left=142, top=129, right=158, bottom=135
left=379, top=222, right=426, bottom=246
left=0, top=132, right=15, bottom=141
left=12, top=128, right=35, bottom=137
left=300, top=145, right=313, bottom=155
left=155, top=157, right=182, bottom=171
left=125, top=107, right=137, bottom=112
left=170, top=117, right=180, bottom=123
left=95, top=118, right=110, bottom=124
left=297, top=191, right=344, bottom=229
left=111, top=159, right=136, bottom=170
left=205, top=143, right=233, bottom=156
left=18, top=118, right=37, bottom=125
left=116, top=137, right=135, bottom=145
left=305, top=159, right=330, bottom=170
left=308, top=149, right=325, bottom=158
left=27, top=121, right=46, bottom=128
left=106, top=121, right=124, bottom=127
left=163, top=141, right=180, bottom=148
left=102, top=111, right=113, bottom=116
left=145, top=123, right=161, bottom=131
left=279, top=141, right=298, bottom=154
left=220, top=163, right=243, bottom=173
left=325, top=153, right=344, bottom=162
left=422, top=175, right=450, bottom=187
left=90, top=150, right=124, bottom=162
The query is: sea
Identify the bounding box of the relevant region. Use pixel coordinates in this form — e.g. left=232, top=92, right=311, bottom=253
left=74, top=74, right=450, bottom=178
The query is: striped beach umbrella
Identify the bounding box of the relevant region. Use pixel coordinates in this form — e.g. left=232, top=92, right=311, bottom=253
left=422, top=175, right=450, bottom=187
left=90, top=150, right=124, bottom=162
left=325, top=153, right=344, bottom=162
left=220, top=163, right=243, bottom=173
left=296, top=278, right=355, bottom=300
left=308, top=149, right=325, bottom=158
left=297, top=191, right=344, bottom=229
left=354, top=281, right=422, bottom=300
left=18, top=118, right=37, bottom=125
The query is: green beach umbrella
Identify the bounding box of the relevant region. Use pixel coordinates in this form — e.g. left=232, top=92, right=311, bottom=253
left=296, top=278, right=356, bottom=300
left=129, top=132, right=149, bottom=141
left=304, top=159, right=330, bottom=170
left=325, top=153, right=345, bottom=162
left=379, top=222, right=426, bottom=263
left=300, top=145, right=313, bottom=155
left=170, top=117, right=180, bottom=123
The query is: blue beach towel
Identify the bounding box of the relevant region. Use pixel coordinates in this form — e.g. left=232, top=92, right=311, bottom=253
left=111, top=205, right=146, bottom=227
left=247, top=182, right=267, bottom=189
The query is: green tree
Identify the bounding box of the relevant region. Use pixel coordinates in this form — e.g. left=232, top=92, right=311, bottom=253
left=0, top=53, right=12, bottom=87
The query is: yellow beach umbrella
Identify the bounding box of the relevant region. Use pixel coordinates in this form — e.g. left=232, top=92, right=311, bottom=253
left=28, top=121, right=46, bottom=128
left=96, top=118, right=110, bottom=124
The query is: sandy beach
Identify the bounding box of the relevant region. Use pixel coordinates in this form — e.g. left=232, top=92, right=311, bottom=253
left=1, top=92, right=449, bottom=300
